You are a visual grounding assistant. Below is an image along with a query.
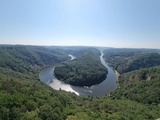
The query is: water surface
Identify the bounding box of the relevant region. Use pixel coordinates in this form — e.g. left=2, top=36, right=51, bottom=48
left=39, top=51, right=117, bottom=97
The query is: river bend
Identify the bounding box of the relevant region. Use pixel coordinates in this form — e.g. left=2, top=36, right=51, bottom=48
left=39, top=51, right=117, bottom=97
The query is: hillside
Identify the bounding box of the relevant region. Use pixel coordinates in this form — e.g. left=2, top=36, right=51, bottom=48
left=1, top=66, right=160, bottom=120
left=111, top=66, right=160, bottom=104
left=103, top=48, right=160, bottom=74
left=0, top=46, right=160, bottom=120
left=0, top=46, right=70, bottom=73
left=54, top=48, right=107, bottom=86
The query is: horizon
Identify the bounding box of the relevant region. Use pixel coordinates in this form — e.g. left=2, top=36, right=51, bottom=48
left=1, top=44, right=160, bottom=50
left=0, top=0, right=160, bottom=49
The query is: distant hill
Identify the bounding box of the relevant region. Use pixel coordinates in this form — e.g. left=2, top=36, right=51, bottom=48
left=104, top=48, right=160, bottom=54
left=0, top=46, right=70, bottom=73
left=0, top=45, right=160, bottom=120
left=54, top=48, right=107, bottom=86
left=103, top=48, right=160, bottom=74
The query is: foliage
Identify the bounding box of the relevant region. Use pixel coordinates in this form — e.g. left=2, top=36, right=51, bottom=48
left=0, top=67, right=160, bottom=120
left=54, top=48, right=107, bottom=86
left=111, top=66, right=160, bottom=105
left=0, top=67, right=66, bottom=120
left=103, top=49, right=160, bottom=73
left=0, top=46, right=70, bottom=73
left=0, top=46, right=160, bottom=120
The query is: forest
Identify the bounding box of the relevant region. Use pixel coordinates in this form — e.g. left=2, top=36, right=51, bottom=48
left=112, top=66, right=160, bottom=104
left=103, top=48, right=160, bottom=74
left=0, top=45, right=160, bottom=120
left=0, top=46, right=70, bottom=73
left=54, top=48, right=108, bottom=86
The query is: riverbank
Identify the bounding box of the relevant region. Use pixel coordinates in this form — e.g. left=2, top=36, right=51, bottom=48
left=54, top=50, right=108, bottom=86
left=115, top=70, right=120, bottom=81
left=39, top=51, right=117, bottom=97
left=115, top=70, right=120, bottom=88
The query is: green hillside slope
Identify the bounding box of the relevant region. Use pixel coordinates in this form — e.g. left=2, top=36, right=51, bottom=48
left=0, top=46, right=160, bottom=120
left=0, top=46, right=69, bottom=73
left=103, top=49, right=160, bottom=74
left=112, top=66, right=160, bottom=104
left=54, top=48, right=107, bottom=86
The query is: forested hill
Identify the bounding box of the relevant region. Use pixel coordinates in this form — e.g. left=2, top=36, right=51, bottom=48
left=0, top=45, right=160, bottom=119
left=72, top=47, right=101, bottom=57
left=54, top=48, right=108, bottom=86
left=1, top=65, right=160, bottom=119
left=112, top=65, right=160, bottom=105
left=0, top=46, right=70, bottom=73
left=103, top=48, right=160, bottom=74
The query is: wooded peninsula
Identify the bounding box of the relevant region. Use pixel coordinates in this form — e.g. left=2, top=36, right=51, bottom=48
left=54, top=48, right=108, bottom=86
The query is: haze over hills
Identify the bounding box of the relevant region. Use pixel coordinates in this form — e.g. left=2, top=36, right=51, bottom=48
left=0, top=45, right=160, bottom=119
left=103, top=48, right=160, bottom=74
left=0, top=0, right=160, bottom=119
left=1, top=0, right=160, bottom=48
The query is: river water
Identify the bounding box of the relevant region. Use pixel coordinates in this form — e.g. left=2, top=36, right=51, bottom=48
left=39, top=51, right=117, bottom=97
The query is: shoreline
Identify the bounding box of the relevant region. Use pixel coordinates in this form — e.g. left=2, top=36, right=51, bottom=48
left=115, top=70, right=120, bottom=80
left=114, top=70, right=120, bottom=88
left=40, top=51, right=117, bottom=97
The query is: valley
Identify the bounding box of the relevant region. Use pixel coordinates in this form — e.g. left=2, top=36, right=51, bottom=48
left=0, top=45, right=160, bottom=120
left=39, top=50, right=117, bottom=97
left=54, top=48, right=108, bottom=86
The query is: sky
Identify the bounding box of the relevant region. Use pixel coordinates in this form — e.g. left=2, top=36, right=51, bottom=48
left=0, top=0, right=160, bottom=48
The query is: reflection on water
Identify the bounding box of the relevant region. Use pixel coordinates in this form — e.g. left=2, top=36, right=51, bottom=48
left=39, top=52, right=117, bottom=97
left=49, top=79, right=79, bottom=95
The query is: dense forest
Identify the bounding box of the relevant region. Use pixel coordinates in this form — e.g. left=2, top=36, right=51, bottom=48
left=103, top=48, right=160, bottom=74
left=0, top=46, right=70, bottom=73
left=54, top=48, right=108, bottom=86
left=0, top=45, right=160, bottom=120
left=112, top=66, right=160, bottom=104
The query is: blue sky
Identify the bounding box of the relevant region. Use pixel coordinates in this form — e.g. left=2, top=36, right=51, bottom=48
left=0, top=0, right=160, bottom=48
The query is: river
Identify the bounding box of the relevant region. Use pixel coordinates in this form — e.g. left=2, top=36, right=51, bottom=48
left=39, top=51, right=117, bottom=97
